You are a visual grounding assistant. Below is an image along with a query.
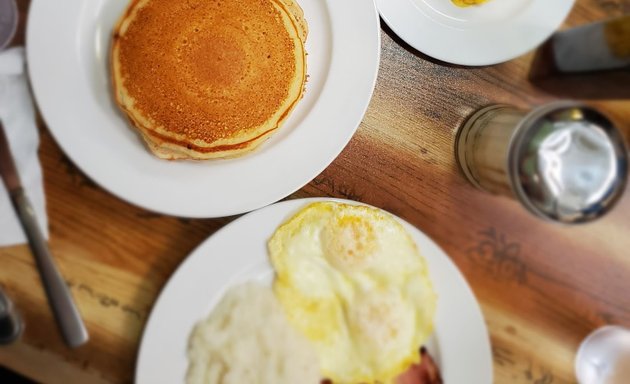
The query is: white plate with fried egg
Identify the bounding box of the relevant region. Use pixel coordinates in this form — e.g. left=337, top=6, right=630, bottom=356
left=136, top=198, right=493, bottom=383
left=377, top=0, right=575, bottom=65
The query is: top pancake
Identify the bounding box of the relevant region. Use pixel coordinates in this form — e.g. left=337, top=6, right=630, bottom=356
left=111, top=0, right=307, bottom=159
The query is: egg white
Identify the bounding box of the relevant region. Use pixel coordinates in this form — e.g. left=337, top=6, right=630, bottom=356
left=269, top=202, right=437, bottom=384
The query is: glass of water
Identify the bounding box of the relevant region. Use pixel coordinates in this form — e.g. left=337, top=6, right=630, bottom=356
left=576, top=326, right=630, bottom=384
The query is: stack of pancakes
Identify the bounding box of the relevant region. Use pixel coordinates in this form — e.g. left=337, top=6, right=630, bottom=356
left=111, top=0, right=308, bottom=160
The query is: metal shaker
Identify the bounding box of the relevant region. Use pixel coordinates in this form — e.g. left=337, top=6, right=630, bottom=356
left=529, top=15, right=630, bottom=99
left=0, top=286, right=22, bottom=345
left=455, top=101, right=628, bottom=224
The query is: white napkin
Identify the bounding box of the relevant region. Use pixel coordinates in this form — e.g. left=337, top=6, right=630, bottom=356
left=0, top=47, right=48, bottom=246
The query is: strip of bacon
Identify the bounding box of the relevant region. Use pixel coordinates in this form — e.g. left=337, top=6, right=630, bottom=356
left=396, top=347, right=443, bottom=384
left=320, top=347, right=443, bottom=384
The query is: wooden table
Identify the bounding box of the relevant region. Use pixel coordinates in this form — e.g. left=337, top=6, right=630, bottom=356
left=2, top=1, right=630, bottom=383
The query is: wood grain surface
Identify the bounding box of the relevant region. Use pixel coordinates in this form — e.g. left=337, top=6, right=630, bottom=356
left=1, top=0, right=630, bottom=383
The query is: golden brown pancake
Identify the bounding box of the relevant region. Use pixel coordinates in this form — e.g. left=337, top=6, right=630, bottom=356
left=111, top=0, right=307, bottom=159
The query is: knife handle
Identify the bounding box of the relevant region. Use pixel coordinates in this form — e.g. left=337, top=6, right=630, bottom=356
left=10, top=188, right=89, bottom=348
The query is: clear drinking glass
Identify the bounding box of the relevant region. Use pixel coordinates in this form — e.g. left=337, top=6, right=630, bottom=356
left=576, top=326, right=630, bottom=384
left=455, top=101, right=628, bottom=224
left=456, top=104, right=523, bottom=196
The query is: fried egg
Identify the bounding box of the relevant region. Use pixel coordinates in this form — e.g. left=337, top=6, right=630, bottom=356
left=268, top=202, right=437, bottom=384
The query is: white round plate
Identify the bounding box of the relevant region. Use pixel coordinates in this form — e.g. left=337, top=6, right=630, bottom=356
left=377, top=0, right=574, bottom=66
left=136, top=198, right=493, bottom=383
left=26, top=0, right=380, bottom=218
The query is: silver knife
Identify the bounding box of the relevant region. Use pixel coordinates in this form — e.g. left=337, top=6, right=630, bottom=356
left=0, top=119, right=89, bottom=348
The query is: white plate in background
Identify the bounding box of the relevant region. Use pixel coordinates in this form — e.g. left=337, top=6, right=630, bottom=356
left=377, top=0, right=575, bottom=66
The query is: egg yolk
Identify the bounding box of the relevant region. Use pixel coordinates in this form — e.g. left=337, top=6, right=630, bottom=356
left=451, top=0, right=489, bottom=7
left=320, top=216, right=378, bottom=272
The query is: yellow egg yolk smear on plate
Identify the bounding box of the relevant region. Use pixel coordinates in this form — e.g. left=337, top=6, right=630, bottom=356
left=452, top=0, right=489, bottom=7
left=268, top=202, right=437, bottom=384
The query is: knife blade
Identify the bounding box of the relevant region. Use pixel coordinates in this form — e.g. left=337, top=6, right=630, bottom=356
left=0, top=119, right=89, bottom=348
